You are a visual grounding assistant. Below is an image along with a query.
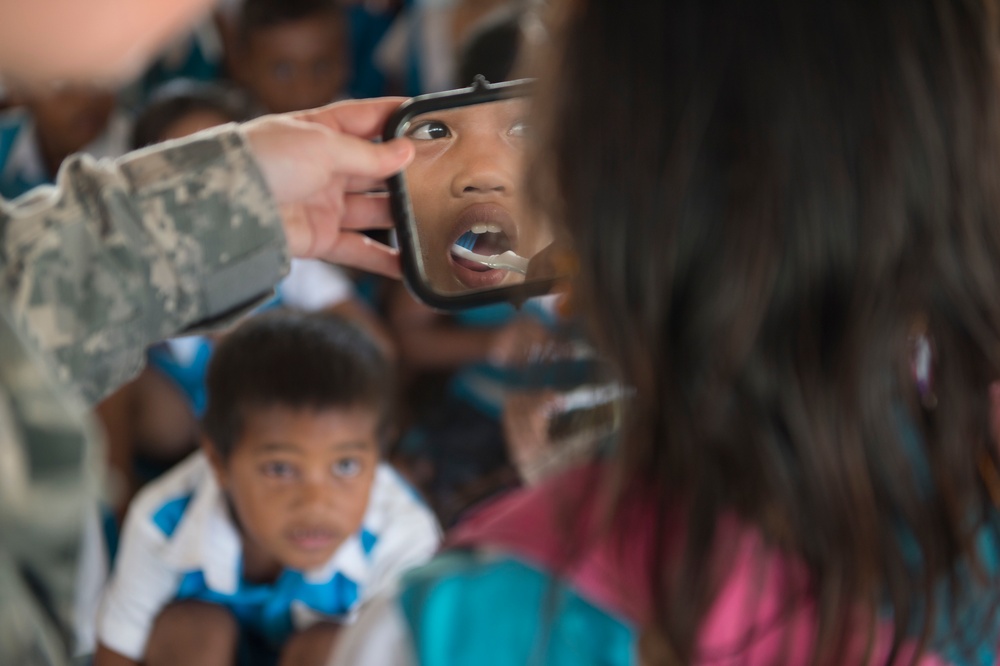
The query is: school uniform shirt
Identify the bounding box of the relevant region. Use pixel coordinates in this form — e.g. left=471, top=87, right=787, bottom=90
left=0, top=107, right=132, bottom=199
left=277, top=259, right=355, bottom=312
left=97, top=451, right=440, bottom=660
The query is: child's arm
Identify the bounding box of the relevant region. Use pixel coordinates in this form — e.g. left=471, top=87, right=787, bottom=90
left=278, top=622, right=343, bottom=666
left=93, top=642, right=140, bottom=666
left=95, top=491, right=183, bottom=664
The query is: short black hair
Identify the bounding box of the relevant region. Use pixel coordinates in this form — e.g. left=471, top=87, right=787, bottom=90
left=456, top=11, right=523, bottom=87
left=202, top=310, right=392, bottom=458
left=131, top=80, right=257, bottom=150
left=237, top=0, right=343, bottom=44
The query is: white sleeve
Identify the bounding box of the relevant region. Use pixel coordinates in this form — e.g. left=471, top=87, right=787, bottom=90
left=328, top=591, right=417, bottom=666
left=279, top=259, right=355, bottom=312
left=72, top=503, right=107, bottom=657
left=363, top=506, right=440, bottom=603
left=95, top=506, right=182, bottom=660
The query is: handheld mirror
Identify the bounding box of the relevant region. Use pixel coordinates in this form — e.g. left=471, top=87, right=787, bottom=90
left=384, top=78, right=564, bottom=309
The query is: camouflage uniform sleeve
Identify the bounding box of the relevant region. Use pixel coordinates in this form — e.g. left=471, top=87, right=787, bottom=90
left=0, top=124, right=289, bottom=404
left=0, top=304, right=103, bottom=666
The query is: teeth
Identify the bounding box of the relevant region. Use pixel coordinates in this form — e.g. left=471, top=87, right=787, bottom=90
left=470, top=223, right=504, bottom=234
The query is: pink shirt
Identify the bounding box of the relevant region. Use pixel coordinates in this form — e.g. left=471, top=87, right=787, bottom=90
left=449, top=465, right=950, bottom=664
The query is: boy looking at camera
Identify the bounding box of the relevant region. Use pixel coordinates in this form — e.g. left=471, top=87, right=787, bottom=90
left=231, top=0, right=350, bottom=114
left=95, top=311, right=439, bottom=666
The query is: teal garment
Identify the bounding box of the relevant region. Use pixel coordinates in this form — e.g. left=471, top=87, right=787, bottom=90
left=399, top=552, right=636, bottom=666
left=893, top=413, right=1000, bottom=665
left=898, top=510, right=1000, bottom=666
left=140, top=38, right=222, bottom=100
left=448, top=301, right=582, bottom=418
left=448, top=303, right=518, bottom=418
left=0, top=114, right=50, bottom=199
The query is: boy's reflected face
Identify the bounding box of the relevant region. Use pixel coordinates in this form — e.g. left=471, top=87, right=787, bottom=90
left=208, top=405, right=380, bottom=578
left=405, top=98, right=553, bottom=294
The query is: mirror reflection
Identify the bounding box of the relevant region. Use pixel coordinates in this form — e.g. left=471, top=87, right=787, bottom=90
left=402, top=97, right=556, bottom=296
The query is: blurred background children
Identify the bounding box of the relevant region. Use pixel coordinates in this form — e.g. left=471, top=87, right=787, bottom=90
left=0, top=81, right=130, bottom=198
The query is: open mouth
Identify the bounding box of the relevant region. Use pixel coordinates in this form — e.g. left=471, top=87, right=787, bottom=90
left=453, top=225, right=514, bottom=267
left=448, top=204, right=520, bottom=288
left=287, top=527, right=338, bottom=552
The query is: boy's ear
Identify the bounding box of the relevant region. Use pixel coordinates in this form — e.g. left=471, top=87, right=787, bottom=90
left=201, top=436, right=229, bottom=489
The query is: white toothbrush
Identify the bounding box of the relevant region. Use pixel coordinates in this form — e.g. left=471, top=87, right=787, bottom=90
left=451, top=245, right=530, bottom=274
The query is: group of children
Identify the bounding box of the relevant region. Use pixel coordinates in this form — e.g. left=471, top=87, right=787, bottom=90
left=0, top=0, right=352, bottom=201
left=0, top=2, right=595, bottom=662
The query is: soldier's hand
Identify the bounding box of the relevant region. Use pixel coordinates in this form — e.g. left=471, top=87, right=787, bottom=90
left=243, top=98, right=415, bottom=278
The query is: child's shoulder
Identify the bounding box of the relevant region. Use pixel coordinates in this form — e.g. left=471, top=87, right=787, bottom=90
left=361, top=464, right=441, bottom=554
left=125, top=451, right=215, bottom=541
left=367, top=464, right=436, bottom=522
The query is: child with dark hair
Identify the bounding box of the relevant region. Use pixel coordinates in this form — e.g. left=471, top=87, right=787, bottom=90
left=455, top=8, right=523, bottom=87
left=0, top=81, right=130, bottom=199
left=232, top=0, right=350, bottom=113
left=94, top=311, right=438, bottom=666
left=130, top=79, right=257, bottom=148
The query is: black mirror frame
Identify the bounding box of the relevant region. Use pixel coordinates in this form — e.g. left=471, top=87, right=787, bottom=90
left=383, top=77, right=554, bottom=311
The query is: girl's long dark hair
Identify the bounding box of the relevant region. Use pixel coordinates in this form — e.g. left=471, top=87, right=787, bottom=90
left=530, top=0, right=1000, bottom=662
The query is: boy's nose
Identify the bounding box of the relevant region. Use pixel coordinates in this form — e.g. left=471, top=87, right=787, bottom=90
left=296, top=479, right=335, bottom=509
left=451, top=152, right=515, bottom=197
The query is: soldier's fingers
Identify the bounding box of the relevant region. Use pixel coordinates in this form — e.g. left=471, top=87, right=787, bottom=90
left=321, top=231, right=402, bottom=279
left=340, top=194, right=395, bottom=230
left=343, top=176, right=391, bottom=194
left=297, top=97, right=409, bottom=138
left=323, top=132, right=414, bottom=181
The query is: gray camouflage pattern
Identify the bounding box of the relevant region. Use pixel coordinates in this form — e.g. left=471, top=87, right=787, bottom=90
left=0, top=126, right=288, bottom=665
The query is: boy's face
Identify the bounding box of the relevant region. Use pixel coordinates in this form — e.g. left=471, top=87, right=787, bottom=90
left=405, top=98, right=554, bottom=294
left=16, top=84, right=116, bottom=161
left=207, top=405, right=380, bottom=574
left=236, top=15, right=348, bottom=114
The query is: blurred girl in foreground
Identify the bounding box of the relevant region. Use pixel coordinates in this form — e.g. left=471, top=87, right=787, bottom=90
left=334, top=1, right=1000, bottom=663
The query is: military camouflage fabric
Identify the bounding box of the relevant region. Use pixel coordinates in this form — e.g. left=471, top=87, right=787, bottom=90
left=2, top=125, right=288, bottom=404
left=0, top=126, right=288, bottom=666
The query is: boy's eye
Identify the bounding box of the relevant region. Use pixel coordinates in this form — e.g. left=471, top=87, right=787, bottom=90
left=407, top=121, right=451, bottom=141
left=261, top=461, right=297, bottom=478
left=333, top=458, right=363, bottom=478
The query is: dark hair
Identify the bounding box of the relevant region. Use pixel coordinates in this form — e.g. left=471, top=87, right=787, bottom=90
left=532, top=0, right=1000, bottom=662
left=237, top=0, right=342, bottom=44
left=202, top=310, right=392, bottom=458
left=456, top=11, right=523, bottom=87
left=131, top=80, right=256, bottom=150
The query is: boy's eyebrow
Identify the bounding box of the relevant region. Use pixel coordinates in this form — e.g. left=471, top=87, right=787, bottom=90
left=330, top=440, right=375, bottom=452
left=254, top=442, right=302, bottom=454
